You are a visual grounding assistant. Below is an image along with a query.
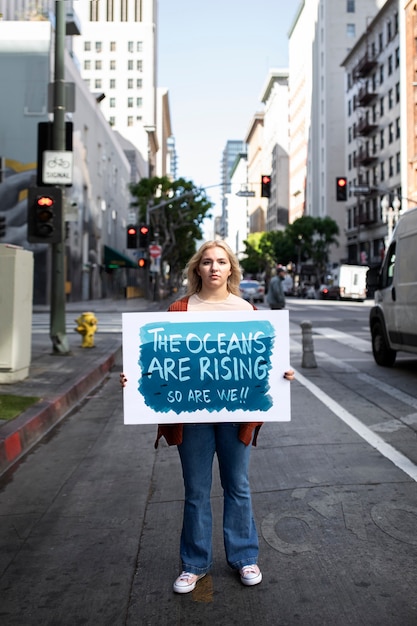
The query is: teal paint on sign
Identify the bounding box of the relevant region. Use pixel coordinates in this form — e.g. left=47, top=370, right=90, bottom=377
left=138, top=320, right=274, bottom=414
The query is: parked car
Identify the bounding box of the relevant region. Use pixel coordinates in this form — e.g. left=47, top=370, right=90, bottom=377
left=239, top=279, right=265, bottom=303
left=318, top=284, right=341, bottom=300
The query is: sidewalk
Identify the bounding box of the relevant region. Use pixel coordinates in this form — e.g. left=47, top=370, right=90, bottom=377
left=0, top=296, right=171, bottom=477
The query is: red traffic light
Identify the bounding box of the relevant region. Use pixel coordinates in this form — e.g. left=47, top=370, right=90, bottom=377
left=336, top=177, right=348, bottom=201
left=128, top=226, right=137, bottom=235
left=262, top=175, right=271, bottom=184
left=138, top=257, right=147, bottom=268
left=140, top=225, right=149, bottom=235
left=37, top=196, right=55, bottom=207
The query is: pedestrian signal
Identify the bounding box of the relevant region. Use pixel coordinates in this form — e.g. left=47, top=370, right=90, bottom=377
left=261, top=175, right=271, bottom=198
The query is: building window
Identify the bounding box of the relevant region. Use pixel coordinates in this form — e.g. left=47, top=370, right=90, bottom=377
left=389, top=123, right=394, bottom=143
left=135, top=0, right=142, bottom=21
left=379, top=64, right=384, bottom=85
left=95, top=60, right=102, bottom=70
left=380, top=96, right=384, bottom=117
left=110, top=41, right=116, bottom=52
left=110, top=79, right=116, bottom=89
left=128, top=78, right=133, bottom=89
left=128, top=97, right=134, bottom=108
left=95, top=79, right=102, bottom=89
left=388, top=55, right=393, bottom=75
left=128, top=41, right=134, bottom=53
left=109, top=117, right=116, bottom=126
left=136, top=97, right=143, bottom=107
left=84, top=42, right=91, bottom=51
left=389, top=156, right=394, bottom=177
left=347, top=23, right=355, bottom=37
left=95, top=41, right=102, bottom=53
left=395, top=82, right=400, bottom=103
left=379, top=32, right=383, bottom=51
left=90, top=1, right=99, bottom=21
left=136, top=78, right=143, bottom=89
left=121, top=0, right=128, bottom=21
left=137, top=41, right=143, bottom=52
left=110, top=60, right=116, bottom=70
left=388, top=88, right=393, bottom=109
left=396, top=117, right=400, bottom=138
left=387, top=20, right=392, bottom=42
left=127, top=116, right=134, bottom=127
left=84, top=60, right=91, bottom=70
left=396, top=152, right=400, bottom=174
left=347, top=0, right=355, bottom=12
left=110, top=98, right=116, bottom=108
left=128, top=60, right=134, bottom=70
left=137, top=60, right=143, bottom=72
left=107, top=0, right=114, bottom=21
left=395, top=47, right=400, bottom=68
left=380, top=162, right=385, bottom=182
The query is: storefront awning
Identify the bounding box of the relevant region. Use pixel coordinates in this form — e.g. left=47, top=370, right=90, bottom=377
left=104, top=245, right=137, bottom=269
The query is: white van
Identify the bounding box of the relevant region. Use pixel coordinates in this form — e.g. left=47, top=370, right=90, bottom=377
left=369, top=206, right=417, bottom=366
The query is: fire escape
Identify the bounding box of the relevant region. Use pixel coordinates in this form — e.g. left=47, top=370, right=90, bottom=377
left=352, top=49, right=379, bottom=229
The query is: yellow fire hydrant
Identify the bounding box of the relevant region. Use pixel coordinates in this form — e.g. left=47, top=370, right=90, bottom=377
left=75, top=312, right=98, bottom=348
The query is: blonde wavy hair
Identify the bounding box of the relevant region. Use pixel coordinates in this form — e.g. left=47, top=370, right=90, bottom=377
left=184, top=240, right=242, bottom=297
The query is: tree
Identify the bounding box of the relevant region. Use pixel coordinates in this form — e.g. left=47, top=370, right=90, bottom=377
left=129, top=176, right=213, bottom=290
left=286, top=216, right=339, bottom=283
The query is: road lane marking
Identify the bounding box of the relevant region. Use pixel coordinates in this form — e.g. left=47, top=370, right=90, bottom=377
left=313, top=327, right=371, bottom=352
left=293, top=367, right=417, bottom=482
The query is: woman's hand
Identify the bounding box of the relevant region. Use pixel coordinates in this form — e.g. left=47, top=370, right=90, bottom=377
left=120, top=373, right=127, bottom=388
left=284, top=369, right=295, bottom=381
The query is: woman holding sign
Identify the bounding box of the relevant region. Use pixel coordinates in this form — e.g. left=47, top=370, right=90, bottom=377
left=121, top=240, right=294, bottom=594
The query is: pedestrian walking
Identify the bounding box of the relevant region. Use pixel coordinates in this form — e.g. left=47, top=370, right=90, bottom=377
left=120, top=240, right=294, bottom=594
left=266, top=267, right=286, bottom=310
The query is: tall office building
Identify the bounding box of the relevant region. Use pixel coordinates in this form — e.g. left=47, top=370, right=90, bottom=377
left=72, top=0, right=159, bottom=173
left=288, top=0, right=387, bottom=263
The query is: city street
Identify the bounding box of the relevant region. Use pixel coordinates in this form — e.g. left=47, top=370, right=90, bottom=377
left=1, top=298, right=417, bottom=625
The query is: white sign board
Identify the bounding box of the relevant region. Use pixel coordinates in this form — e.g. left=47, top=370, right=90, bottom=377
left=42, top=151, right=73, bottom=185
left=122, top=310, right=291, bottom=425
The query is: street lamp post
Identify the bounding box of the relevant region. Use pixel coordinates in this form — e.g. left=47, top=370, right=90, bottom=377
left=381, top=195, right=401, bottom=249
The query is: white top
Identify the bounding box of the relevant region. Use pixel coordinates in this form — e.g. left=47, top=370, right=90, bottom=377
left=187, top=292, right=254, bottom=311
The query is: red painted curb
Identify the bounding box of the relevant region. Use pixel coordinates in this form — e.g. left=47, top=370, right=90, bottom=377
left=0, top=348, right=120, bottom=477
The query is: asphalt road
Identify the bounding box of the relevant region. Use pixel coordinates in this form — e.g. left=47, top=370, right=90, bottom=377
left=1, top=298, right=417, bottom=625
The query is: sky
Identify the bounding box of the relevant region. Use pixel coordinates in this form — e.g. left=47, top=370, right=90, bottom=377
left=157, top=0, right=299, bottom=217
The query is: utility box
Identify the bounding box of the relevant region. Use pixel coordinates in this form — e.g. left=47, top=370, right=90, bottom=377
left=0, top=245, right=34, bottom=382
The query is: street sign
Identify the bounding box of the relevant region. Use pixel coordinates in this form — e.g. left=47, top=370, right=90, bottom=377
left=236, top=191, right=255, bottom=197
left=42, top=151, right=73, bottom=185
left=352, top=185, right=370, bottom=195
left=149, top=244, right=162, bottom=258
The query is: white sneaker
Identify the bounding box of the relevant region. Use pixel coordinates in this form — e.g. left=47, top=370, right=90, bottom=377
left=239, top=564, right=262, bottom=586
left=173, top=571, right=206, bottom=594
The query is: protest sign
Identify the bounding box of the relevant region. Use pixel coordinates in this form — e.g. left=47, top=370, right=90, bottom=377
left=122, top=310, right=291, bottom=424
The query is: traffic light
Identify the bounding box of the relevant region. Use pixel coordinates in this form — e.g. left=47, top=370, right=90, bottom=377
left=261, top=175, right=271, bottom=198
left=0, top=215, right=6, bottom=238
left=137, top=256, right=148, bottom=269
left=126, top=225, right=138, bottom=248
left=27, top=186, right=62, bottom=243
left=336, top=177, right=348, bottom=201
left=139, top=224, right=150, bottom=248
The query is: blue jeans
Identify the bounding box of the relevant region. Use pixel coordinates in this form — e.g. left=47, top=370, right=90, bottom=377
left=177, top=423, right=259, bottom=574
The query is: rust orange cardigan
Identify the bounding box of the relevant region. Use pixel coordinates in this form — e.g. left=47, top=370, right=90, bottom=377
left=154, top=296, right=263, bottom=448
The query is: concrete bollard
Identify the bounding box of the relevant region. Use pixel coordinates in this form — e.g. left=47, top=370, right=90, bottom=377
left=300, top=320, right=317, bottom=368
left=75, top=312, right=98, bottom=348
